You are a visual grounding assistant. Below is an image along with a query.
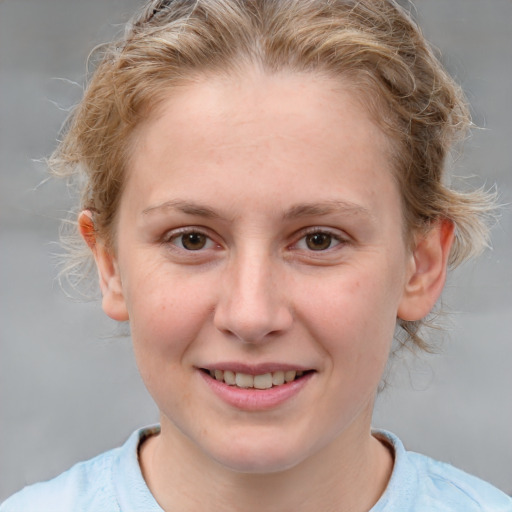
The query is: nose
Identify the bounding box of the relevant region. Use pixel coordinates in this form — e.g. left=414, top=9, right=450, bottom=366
left=213, top=249, right=293, bottom=344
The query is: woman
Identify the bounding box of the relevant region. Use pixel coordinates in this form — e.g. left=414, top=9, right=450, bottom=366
left=2, top=1, right=510, bottom=510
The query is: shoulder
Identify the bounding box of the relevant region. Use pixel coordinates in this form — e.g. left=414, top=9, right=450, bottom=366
left=373, top=430, right=512, bottom=512
left=408, top=451, right=512, bottom=511
left=0, top=426, right=161, bottom=512
left=0, top=447, right=119, bottom=512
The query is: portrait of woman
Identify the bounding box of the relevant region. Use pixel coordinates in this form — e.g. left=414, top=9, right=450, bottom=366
left=1, top=0, right=511, bottom=510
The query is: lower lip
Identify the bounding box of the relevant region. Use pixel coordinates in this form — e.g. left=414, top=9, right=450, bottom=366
left=199, top=371, right=314, bottom=411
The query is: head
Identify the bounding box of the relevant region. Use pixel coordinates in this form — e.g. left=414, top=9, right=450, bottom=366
left=54, top=0, right=493, bottom=351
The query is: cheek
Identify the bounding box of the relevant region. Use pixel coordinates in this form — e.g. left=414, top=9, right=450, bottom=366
left=127, top=286, right=212, bottom=418
left=125, top=267, right=215, bottom=371
left=308, top=271, right=398, bottom=336
left=299, top=266, right=401, bottom=373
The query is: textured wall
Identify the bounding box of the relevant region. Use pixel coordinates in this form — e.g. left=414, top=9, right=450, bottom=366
left=1, top=0, right=511, bottom=500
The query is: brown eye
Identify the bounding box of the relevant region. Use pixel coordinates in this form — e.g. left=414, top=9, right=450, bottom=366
left=165, top=228, right=218, bottom=256
left=167, top=228, right=217, bottom=252
left=305, top=232, right=333, bottom=251
left=181, top=232, right=208, bottom=250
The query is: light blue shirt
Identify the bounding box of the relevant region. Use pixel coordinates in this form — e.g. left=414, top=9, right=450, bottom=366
left=2, top=426, right=511, bottom=511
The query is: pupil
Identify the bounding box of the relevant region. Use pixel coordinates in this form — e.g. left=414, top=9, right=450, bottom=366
left=306, top=233, right=331, bottom=251
left=183, top=233, right=206, bottom=250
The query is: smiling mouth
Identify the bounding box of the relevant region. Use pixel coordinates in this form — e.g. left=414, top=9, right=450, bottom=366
left=200, top=369, right=313, bottom=390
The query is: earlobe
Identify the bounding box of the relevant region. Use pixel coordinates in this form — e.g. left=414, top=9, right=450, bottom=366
left=78, top=211, right=129, bottom=322
left=398, top=219, right=455, bottom=322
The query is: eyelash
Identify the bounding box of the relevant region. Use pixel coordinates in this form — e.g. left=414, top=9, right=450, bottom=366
left=291, top=228, right=348, bottom=252
left=163, top=228, right=218, bottom=252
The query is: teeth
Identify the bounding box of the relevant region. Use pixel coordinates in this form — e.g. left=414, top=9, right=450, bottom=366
left=223, top=370, right=236, bottom=385
left=272, top=370, right=285, bottom=386
left=207, top=369, right=306, bottom=389
left=235, top=373, right=254, bottom=388
left=284, top=370, right=296, bottom=383
left=253, top=373, right=273, bottom=390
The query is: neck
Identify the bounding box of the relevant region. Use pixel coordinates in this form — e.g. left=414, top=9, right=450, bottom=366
left=140, top=414, right=393, bottom=512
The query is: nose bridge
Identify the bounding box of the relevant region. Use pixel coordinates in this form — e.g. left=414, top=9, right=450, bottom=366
left=214, top=243, right=292, bottom=343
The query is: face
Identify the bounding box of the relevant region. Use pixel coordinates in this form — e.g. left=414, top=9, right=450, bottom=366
left=99, top=70, right=419, bottom=473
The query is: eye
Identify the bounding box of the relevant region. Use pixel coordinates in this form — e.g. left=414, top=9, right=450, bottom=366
left=168, top=230, right=216, bottom=251
left=304, top=232, right=335, bottom=251
left=294, top=230, right=344, bottom=252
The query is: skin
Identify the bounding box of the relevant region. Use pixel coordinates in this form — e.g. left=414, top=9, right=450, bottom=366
left=80, top=69, right=454, bottom=511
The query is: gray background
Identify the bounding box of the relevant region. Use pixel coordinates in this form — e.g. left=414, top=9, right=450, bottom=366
left=1, top=0, right=511, bottom=501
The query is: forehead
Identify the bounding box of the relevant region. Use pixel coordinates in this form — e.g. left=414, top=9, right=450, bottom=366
left=139, top=70, right=388, bottom=148
left=125, top=69, right=401, bottom=222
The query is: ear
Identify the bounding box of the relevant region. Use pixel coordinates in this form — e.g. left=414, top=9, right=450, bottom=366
left=398, top=219, right=455, bottom=322
left=78, top=211, right=129, bottom=322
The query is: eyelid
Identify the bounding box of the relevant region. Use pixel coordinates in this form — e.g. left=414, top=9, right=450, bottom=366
left=162, top=226, right=220, bottom=250
left=290, top=226, right=351, bottom=251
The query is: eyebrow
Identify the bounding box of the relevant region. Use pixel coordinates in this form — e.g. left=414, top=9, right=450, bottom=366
left=282, top=200, right=373, bottom=220
left=142, top=200, right=221, bottom=219
left=141, top=199, right=372, bottom=221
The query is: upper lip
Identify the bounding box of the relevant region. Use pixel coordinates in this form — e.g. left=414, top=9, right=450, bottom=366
left=198, top=362, right=314, bottom=375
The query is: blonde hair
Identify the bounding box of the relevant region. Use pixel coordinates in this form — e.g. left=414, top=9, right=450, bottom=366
left=52, top=0, right=496, bottom=350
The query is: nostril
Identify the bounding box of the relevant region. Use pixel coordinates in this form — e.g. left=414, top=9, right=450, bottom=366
left=213, top=303, right=293, bottom=344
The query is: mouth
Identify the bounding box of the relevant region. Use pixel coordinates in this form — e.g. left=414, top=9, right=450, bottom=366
left=200, top=368, right=314, bottom=390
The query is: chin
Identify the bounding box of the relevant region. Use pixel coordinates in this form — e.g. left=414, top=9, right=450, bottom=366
left=215, top=450, right=301, bottom=475
left=205, top=430, right=310, bottom=474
